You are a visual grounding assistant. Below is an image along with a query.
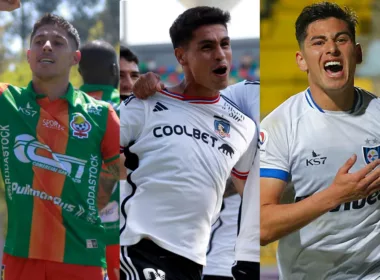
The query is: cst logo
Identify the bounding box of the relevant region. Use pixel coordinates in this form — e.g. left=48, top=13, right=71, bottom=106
left=306, top=150, right=327, bottom=166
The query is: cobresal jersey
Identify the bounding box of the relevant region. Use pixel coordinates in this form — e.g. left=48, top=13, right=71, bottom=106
left=222, top=80, right=261, bottom=263
left=203, top=194, right=241, bottom=277
left=80, top=84, right=120, bottom=111
left=120, top=89, right=256, bottom=265
left=0, top=82, right=119, bottom=267
left=81, top=84, right=120, bottom=246
left=260, top=87, right=380, bottom=279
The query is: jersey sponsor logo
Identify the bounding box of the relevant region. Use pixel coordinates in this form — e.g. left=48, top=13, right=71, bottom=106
left=42, top=119, right=64, bottom=131
left=221, top=99, right=245, bottom=123
left=85, top=104, right=103, bottom=116
left=214, top=116, right=230, bottom=138
left=100, top=201, right=119, bottom=223
left=296, top=191, right=380, bottom=212
left=218, top=143, right=234, bottom=158
left=259, top=129, right=268, bottom=151
left=362, top=144, right=379, bottom=165
left=70, top=113, right=92, bottom=139
left=306, top=150, right=327, bottom=166
left=143, top=268, right=165, bottom=280
left=86, top=239, right=98, bottom=249
left=19, top=102, right=37, bottom=117
left=153, top=102, right=168, bottom=112
left=0, top=125, right=12, bottom=200
left=14, top=134, right=87, bottom=183
left=10, top=182, right=77, bottom=212
left=87, top=154, right=100, bottom=223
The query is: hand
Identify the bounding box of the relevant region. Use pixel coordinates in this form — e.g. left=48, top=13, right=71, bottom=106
left=330, top=154, right=380, bottom=204
left=0, top=0, right=20, bottom=11
left=114, top=268, right=120, bottom=280
left=132, top=72, right=165, bottom=99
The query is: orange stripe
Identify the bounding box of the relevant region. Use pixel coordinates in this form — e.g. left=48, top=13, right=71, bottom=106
left=29, top=98, right=69, bottom=262
left=87, top=90, right=104, bottom=101
left=0, top=83, right=10, bottom=96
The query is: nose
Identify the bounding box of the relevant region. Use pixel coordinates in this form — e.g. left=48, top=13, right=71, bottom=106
left=326, top=40, right=340, bottom=56
left=43, top=40, right=52, bottom=52
left=214, top=45, right=226, bottom=61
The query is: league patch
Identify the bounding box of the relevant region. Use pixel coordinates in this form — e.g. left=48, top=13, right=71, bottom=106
left=362, top=145, right=380, bottom=165
left=70, top=113, right=92, bottom=139
left=259, top=129, right=268, bottom=150
left=214, top=116, right=230, bottom=138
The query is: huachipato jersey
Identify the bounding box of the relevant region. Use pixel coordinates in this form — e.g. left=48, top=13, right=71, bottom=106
left=0, top=82, right=119, bottom=267
left=81, top=84, right=120, bottom=247
left=222, top=80, right=260, bottom=264
left=120, top=89, right=256, bottom=265
left=260, top=87, right=380, bottom=279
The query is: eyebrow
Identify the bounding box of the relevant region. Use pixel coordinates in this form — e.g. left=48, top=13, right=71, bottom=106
left=197, top=36, right=230, bottom=45
left=33, top=34, right=66, bottom=41
left=310, top=31, right=352, bottom=41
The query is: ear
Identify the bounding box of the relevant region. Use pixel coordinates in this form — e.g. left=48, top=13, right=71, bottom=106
left=174, top=47, right=187, bottom=66
left=72, top=50, right=81, bottom=66
left=296, top=50, right=308, bottom=72
left=355, top=43, right=362, bottom=64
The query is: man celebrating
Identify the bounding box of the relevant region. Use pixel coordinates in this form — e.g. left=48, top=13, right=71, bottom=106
left=260, top=2, right=380, bottom=279
left=120, top=6, right=256, bottom=280
left=0, top=12, right=119, bottom=280
left=119, top=46, right=140, bottom=100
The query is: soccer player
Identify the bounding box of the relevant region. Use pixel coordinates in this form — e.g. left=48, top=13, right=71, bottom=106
left=78, top=40, right=120, bottom=280
left=0, top=13, right=119, bottom=280
left=132, top=75, right=261, bottom=280
left=119, top=46, right=140, bottom=100
left=260, top=2, right=380, bottom=279
left=120, top=6, right=256, bottom=280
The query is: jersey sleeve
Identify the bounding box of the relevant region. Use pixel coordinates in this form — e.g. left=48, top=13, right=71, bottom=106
left=101, top=104, right=120, bottom=166
left=260, top=112, right=290, bottom=182
left=120, top=95, right=145, bottom=153
left=232, top=122, right=257, bottom=180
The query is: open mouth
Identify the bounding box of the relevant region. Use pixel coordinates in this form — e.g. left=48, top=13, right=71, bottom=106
left=39, top=58, right=55, bottom=64
left=324, top=61, right=343, bottom=74
left=212, top=65, right=228, bottom=75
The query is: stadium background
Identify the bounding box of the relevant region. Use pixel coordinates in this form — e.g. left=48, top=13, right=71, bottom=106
left=260, top=0, right=377, bottom=279
left=0, top=0, right=118, bottom=262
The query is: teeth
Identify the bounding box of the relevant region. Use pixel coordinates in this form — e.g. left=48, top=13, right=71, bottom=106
left=325, top=61, right=341, bottom=67
left=40, top=59, right=53, bottom=63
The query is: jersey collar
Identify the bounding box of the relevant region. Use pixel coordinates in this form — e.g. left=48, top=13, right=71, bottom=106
left=26, top=81, right=77, bottom=105
left=160, top=88, right=220, bottom=104
left=305, top=87, right=362, bottom=114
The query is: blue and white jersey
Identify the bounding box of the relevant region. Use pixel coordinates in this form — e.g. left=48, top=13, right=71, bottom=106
left=120, top=89, right=256, bottom=265
left=260, top=87, right=380, bottom=279
left=222, top=80, right=261, bottom=263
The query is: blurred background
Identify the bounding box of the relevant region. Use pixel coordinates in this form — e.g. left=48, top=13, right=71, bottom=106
left=0, top=0, right=119, bottom=262
left=120, top=0, right=260, bottom=86
left=260, top=0, right=376, bottom=278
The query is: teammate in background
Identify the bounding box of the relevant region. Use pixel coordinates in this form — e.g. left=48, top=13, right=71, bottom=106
left=133, top=74, right=261, bottom=279
left=120, top=6, right=256, bottom=280
left=260, top=2, right=380, bottom=279
left=79, top=40, right=120, bottom=110
left=119, top=46, right=140, bottom=100
left=78, top=40, right=120, bottom=280
left=0, top=13, right=119, bottom=280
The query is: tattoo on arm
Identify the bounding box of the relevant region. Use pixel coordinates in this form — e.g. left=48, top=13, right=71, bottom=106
left=97, top=163, right=119, bottom=211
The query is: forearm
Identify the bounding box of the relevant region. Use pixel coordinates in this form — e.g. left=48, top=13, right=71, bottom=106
left=97, top=163, right=119, bottom=211
left=261, top=187, right=339, bottom=245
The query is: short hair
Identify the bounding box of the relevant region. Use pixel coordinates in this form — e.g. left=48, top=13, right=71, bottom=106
left=120, top=45, right=139, bottom=65
left=295, top=1, right=358, bottom=47
left=30, top=13, right=81, bottom=50
left=169, top=6, right=231, bottom=49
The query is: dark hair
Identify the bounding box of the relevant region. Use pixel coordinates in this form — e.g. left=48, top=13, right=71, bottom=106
left=120, top=45, right=139, bottom=65
left=30, top=13, right=81, bottom=50
left=295, top=2, right=358, bottom=47
left=169, top=6, right=231, bottom=49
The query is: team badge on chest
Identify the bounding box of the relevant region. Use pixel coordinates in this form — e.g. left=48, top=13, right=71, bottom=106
left=362, top=144, right=380, bottom=164
left=214, top=116, right=230, bottom=138
left=70, top=113, right=92, bottom=139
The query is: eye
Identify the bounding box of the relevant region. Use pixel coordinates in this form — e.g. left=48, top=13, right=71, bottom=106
left=312, top=40, right=324, bottom=46
left=221, top=41, right=230, bottom=48
left=202, top=44, right=212, bottom=50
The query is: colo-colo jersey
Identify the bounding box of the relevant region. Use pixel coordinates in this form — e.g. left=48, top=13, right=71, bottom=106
left=81, top=84, right=120, bottom=246
left=260, top=87, right=380, bottom=279
left=120, top=89, right=256, bottom=265
left=0, top=82, right=119, bottom=267
left=222, top=80, right=261, bottom=263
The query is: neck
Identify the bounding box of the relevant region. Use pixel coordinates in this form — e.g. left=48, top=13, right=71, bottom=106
left=308, top=82, right=356, bottom=111
left=32, top=75, right=70, bottom=101
left=169, top=77, right=219, bottom=98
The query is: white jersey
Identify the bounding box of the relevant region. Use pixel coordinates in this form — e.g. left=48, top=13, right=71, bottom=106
left=223, top=80, right=261, bottom=263
left=120, top=90, right=256, bottom=265
left=203, top=194, right=241, bottom=277
left=260, top=87, right=380, bottom=280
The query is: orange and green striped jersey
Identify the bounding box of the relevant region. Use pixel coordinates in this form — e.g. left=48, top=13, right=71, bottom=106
left=0, top=82, right=119, bottom=267
left=80, top=85, right=120, bottom=246
left=79, top=84, right=120, bottom=111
